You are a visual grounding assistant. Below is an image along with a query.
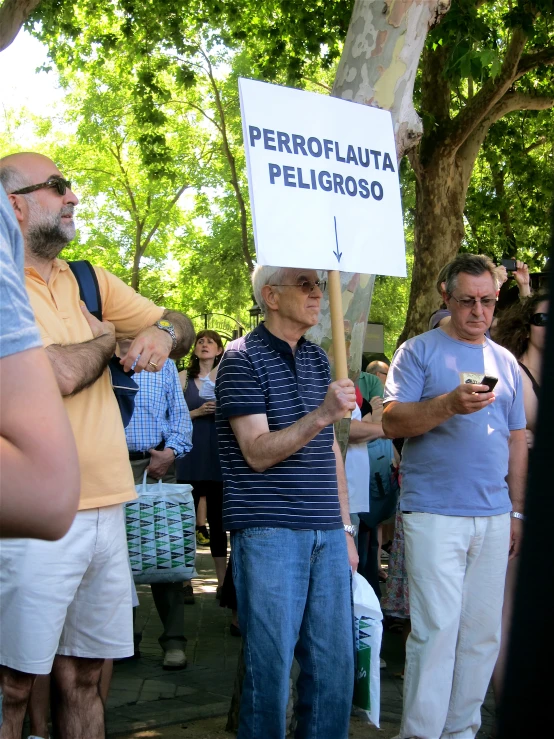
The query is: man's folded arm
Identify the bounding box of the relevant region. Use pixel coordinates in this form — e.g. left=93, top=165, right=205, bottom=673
left=46, top=333, right=115, bottom=397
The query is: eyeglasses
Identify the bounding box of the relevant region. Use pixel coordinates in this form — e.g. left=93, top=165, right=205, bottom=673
left=449, top=295, right=497, bottom=309
left=270, top=279, right=327, bottom=294
left=11, top=175, right=72, bottom=197
left=530, top=312, right=548, bottom=327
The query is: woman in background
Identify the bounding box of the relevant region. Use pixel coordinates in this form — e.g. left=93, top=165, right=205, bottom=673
left=490, top=292, right=547, bottom=735
left=177, top=330, right=227, bottom=596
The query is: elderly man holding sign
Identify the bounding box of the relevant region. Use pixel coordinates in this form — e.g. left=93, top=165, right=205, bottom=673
left=215, top=265, right=358, bottom=738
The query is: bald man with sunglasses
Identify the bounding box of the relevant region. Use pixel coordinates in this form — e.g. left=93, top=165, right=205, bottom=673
left=0, top=153, right=195, bottom=739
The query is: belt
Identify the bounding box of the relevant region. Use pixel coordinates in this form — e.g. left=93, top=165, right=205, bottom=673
left=129, top=451, right=151, bottom=461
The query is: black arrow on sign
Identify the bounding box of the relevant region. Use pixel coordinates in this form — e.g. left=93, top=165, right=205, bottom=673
left=333, top=216, right=342, bottom=263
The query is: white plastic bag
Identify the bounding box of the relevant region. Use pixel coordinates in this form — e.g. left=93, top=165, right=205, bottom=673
left=125, top=472, right=197, bottom=583
left=352, top=571, right=383, bottom=728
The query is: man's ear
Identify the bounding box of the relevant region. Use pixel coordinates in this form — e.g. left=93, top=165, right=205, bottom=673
left=261, top=284, right=279, bottom=312
left=8, top=194, right=25, bottom=224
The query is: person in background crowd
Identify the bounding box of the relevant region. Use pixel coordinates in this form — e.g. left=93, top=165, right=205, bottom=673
left=356, top=362, right=399, bottom=601
left=0, top=187, right=80, bottom=541
left=0, top=152, right=195, bottom=739
left=177, top=330, right=228, bottom=596
left=345, top=396, right=371, bottom=523
left=215, top=266, right=357, bottom=739
left=365, top=360, right=397, bottom=569
left=125, top=351, right=193, bottom=670
left=383, top=253, right=527, bottom=739
left=491, top=291, right=548, bottom=729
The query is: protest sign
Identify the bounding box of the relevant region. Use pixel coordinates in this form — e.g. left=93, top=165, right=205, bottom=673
left=239, top=77, right=406, bottom=277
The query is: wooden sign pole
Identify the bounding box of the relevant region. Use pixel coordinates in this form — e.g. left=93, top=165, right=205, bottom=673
left=327, top=269, right=351, bottom=420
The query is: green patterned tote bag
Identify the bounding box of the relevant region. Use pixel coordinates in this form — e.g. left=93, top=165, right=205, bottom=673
left=126, top=472, right=197, bottom=583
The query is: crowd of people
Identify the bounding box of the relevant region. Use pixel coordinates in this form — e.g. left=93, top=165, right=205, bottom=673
left=0, top=150, right=546, bottom=739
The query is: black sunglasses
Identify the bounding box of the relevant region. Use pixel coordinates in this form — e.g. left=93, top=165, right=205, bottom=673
left=530, top=312, right=548, bottom=327
left=270, top=279, right=327, bottom=295
left=11, top=175, right=72, bottom=197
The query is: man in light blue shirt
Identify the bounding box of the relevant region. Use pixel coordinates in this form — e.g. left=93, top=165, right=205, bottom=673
left=125, top=359, right=193, bottom=670
left=383, top=254, right=527, bottom=739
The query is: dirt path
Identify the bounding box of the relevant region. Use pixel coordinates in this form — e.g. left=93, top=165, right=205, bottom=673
left=118, top=714, right=400, bottom=738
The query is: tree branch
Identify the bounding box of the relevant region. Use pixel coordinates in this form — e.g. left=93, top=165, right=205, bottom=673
left=456, top=91, right=554, bottom=192
left=486, top=91, right=554, bottom=121
left=140, top=184, right=189, bottom=255
left=0, top=0, right=42, bottom=53
left=442, top=25, right=529, bottom=153
left=524, top=136, right=547, bottom=155
left=301, top=77, right=331, bottom=92
left=515, top=46, right=554, bottom=81
left=199, top=47, right=254, bottom=273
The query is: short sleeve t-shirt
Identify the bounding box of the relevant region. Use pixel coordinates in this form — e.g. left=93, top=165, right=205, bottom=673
left=215, top=323, right=342, bottom=531
left=0, top=188, right=42, bottom=358
left=25, top=260, right=164, bottom=510
left=384, top=328, right=526, bottom=516
left=345, top=404, right=370, bottom=514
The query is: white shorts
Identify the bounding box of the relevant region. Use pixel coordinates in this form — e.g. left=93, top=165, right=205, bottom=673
left=0, top=504, right=133, bottom=674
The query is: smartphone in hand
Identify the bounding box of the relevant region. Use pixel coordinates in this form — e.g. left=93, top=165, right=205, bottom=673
left=479, top=375, right=498, bottom=392
left=501, top=259, right=517, bottom=272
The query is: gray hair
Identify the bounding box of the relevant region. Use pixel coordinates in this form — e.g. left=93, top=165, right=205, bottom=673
left=0, top=165, right=29, bottom=195
left=251, top=265, right=288, bottom=315
left=440, top=254, right=497, bottom=295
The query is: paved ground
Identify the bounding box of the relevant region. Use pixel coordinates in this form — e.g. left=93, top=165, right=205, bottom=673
left=107, top=548, right=496, bottom=737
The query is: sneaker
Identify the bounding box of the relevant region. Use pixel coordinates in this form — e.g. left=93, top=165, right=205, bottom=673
left=183, top=583, right=195, bottom=605
left=163, top=648, right=187, bottom=670
left=380, top=657, right=387, bottom=669
left=196, top=527, right=210, bottom=546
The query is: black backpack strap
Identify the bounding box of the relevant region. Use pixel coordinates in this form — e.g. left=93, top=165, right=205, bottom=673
left=518, top=361, right=540, bottom=399
left=68, top=260, right=102, bottom=321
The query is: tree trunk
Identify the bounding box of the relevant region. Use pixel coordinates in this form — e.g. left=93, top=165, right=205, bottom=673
left=397, top=154, right=466, bottom=344
left=333, top=0, right=451, bottom=160
left=310, top=0, right=451, bottom=378
left=131, top=245, right=142, bottom=292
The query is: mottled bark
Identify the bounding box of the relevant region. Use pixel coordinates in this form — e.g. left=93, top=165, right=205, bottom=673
left=306, top=272, right=375, bottom=382
left=0, top=0, right=42, bottom=52
left=333, top=0, right=451, bottom=159
left=311, top=1, right=451, bottom=380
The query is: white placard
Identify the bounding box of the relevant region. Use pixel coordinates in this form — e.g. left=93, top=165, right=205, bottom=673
left=239, top=78, right=406, bottom=276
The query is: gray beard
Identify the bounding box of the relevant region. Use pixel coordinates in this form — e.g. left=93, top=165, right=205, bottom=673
left=26, top=201, right=76, bottom=261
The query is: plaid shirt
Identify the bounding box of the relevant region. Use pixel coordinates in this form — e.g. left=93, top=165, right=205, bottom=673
left=125, top=360, right=192, bottom=457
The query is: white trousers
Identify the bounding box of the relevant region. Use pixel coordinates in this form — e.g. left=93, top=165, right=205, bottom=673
left=400, top=512, right=510, bottom=739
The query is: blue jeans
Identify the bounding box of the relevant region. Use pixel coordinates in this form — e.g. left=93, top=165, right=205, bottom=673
left=231, top=527, right=354, bottom=739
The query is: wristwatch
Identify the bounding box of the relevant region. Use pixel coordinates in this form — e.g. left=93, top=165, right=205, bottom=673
left=155, top=319, right=177, bottom=351
left=344, top=524, right=358, bottom=538
left=510, top=511, right=526, bottom=521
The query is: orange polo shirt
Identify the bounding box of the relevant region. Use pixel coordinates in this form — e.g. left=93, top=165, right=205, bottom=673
left=25, top=259, right=164, bottom=510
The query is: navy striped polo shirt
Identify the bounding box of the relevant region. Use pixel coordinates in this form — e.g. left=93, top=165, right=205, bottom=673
left=215, top=322, right=342, bottom=531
